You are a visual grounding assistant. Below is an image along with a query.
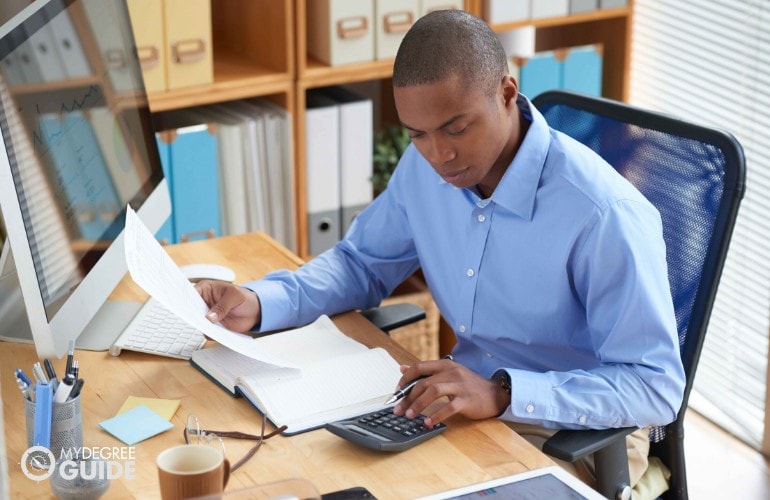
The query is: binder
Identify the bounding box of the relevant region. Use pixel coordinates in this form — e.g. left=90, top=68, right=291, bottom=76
left=153, top=111, right=221, bottom=244
left=44, top=9, right=92, bottom=78
left=321, top=87, right=373, bottom=238
left=154, top=132, right=175, bottom=244
left=0, top=52, right=27, bottom=86
left=562, top=45, right=603, bottom=96
left=26, top=24, right=67, bottom=82
left=14, top=36, right=43, bottom=84
left=305, top=91, right=341, bottom=255
left=600, top=0, right=627, bottom=8
left=516, top=51, right=562, bottom=100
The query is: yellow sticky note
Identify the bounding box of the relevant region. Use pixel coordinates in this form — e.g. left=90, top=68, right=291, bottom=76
left=117, top=396, right=181, bottom=421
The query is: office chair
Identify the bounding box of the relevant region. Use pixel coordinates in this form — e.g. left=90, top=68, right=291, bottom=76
left=531, top=90, right=746, bottom=500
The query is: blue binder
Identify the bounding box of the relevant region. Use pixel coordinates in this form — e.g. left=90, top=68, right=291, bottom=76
left=165, top=124, right=220, bottom=243
left=563, top=45, right=603, bottom=96
left=154, top=134, right=175, bottom=244
left=518, top=51, right=562, bottom=100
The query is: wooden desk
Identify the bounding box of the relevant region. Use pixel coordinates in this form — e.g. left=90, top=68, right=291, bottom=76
left=1, top=232, right=554, bottom=499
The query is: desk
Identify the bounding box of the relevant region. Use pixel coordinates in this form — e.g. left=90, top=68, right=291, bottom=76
left=1, top=232, right=554, bottom=499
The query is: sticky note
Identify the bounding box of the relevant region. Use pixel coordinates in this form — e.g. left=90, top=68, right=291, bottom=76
left=117, top=396, right=181, bottom=421
left=99, top=405, right=174, bottom=446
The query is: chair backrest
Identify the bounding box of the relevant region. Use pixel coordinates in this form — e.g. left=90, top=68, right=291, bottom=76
left=532, top=90, right=746, bottom=498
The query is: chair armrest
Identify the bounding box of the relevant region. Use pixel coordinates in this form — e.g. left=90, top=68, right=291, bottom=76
left=542, top=426, right=636, bottom=462
left=360, top=303, right=426, bottom=333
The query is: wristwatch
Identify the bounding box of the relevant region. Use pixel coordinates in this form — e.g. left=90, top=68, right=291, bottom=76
left=493, top=370, right=511, bottom=396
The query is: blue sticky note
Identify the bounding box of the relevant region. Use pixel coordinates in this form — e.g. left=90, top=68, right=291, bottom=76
left=99, top=405, right=173, bottom=446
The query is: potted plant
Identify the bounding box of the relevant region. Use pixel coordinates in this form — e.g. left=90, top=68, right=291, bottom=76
left=372, top=125, right=411, bottom=195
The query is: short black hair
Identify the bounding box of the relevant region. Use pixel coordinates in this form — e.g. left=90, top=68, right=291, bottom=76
left=393, top=10, right=508, bottom=97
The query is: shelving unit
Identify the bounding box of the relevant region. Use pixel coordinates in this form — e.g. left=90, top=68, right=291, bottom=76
left=141, top=0, right=634, bottom=259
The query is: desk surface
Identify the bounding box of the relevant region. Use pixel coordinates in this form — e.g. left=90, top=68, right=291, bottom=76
left=1, top=232, right=554, bottom=499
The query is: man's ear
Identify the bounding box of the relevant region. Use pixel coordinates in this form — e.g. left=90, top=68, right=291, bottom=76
left=501, top=75, right=519, bottom=107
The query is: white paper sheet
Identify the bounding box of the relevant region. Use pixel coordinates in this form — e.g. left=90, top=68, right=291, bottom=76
left=123, top=205, right=296, bottom=367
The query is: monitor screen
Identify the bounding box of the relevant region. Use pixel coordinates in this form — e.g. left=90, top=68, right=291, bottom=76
left=0, top=0, right=170, bottom=358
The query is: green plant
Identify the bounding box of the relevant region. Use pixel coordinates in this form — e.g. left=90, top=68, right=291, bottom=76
left=372, top=125, right=411, bottom=193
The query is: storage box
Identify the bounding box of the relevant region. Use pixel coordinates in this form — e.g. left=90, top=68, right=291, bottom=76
left=420, top=0, right=465, bottom=16
left=374, top=0, right=418, bottom=60
left=530, top=0, right=569, bottom=19
left=126, top=0, right=168, bottom=93
left=307, top=0, right=375, bottom=66
left=483, top=0, right=529, bottom=24
left=164, top=0, right=213, bottom=90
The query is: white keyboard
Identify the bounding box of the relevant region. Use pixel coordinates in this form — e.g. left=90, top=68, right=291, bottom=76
left=109, top=298, right=207, bottom=359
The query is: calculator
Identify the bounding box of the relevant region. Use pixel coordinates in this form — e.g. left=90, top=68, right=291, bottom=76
left=324, top=407, right=447, bottom=452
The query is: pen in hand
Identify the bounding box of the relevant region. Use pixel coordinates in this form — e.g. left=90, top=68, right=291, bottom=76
left=386, top=375, right=429, bottom=405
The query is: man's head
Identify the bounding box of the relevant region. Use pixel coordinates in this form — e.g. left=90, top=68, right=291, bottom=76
left=392, top=10, right=522, bottom=198
left=393, top=9, right=508, bottom=98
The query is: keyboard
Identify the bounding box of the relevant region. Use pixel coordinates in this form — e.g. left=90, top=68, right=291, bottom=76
left=325, top=407, right=447, bottom=452
left=109, top=298, right=207, bottom=359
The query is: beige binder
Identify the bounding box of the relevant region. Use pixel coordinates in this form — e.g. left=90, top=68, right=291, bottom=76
left=126, top=0, right=167, bottom=93
left=163, top=0, right=213, bottom=89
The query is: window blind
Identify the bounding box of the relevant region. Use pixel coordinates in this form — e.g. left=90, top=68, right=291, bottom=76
left=629, top=0, right=770, bottom=451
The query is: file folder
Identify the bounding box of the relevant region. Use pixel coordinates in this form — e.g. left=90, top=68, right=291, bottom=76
left=306, top=91, right=341, bottom=255
left=562, top=45, right=603, bottom=96
left=321, top=87, right=373, bottom=238
left=165, top=123, right=221, bottom=243
left=517, top=51, right=562, bottom=100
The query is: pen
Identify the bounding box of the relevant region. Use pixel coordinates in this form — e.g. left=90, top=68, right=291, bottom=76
left=15, top=368, right=32, bottom=387
left=32, top=362, right=48, bottom=384
left=65, top=339, right=75, bottom=376
left=44, top=358, right=59, bottom=392
left=67, top=379, right=84, bottom=401
left=53, top=373, right=76, bottom=404
left=386, top=375, right=428, bottom=405
left=16, top=375, right=30, bottom=401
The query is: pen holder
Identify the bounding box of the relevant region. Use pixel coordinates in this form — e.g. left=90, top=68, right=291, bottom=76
left=25, top=395, right=83, bottom=461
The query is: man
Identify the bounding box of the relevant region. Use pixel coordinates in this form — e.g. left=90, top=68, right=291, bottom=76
left=197, top=9, right=685, bottom=494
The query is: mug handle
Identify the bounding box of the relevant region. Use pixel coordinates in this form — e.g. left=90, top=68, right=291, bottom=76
left=222, top=458, right=231, bottom=489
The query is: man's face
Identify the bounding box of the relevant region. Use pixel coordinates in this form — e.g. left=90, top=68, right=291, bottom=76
left=393, top=75, right=518, bottom=196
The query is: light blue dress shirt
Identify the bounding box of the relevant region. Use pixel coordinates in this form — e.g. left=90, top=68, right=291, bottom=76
left=247, top=95, right=686, bottom=430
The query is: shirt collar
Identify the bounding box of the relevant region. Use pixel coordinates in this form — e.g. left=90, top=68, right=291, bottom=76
left=488, top=94, right=551, bottom=220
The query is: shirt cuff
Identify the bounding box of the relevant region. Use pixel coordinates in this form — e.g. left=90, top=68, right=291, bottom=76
left=242, top=279, right=293, bottom=332
left=494, top=368, right=555, bottom=427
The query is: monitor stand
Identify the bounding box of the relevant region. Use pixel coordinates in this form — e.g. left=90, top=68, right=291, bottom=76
left=0, top=243, right=143, bottom=351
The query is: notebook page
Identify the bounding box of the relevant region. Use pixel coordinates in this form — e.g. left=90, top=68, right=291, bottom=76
left=242, top=347, right=402, bottom=431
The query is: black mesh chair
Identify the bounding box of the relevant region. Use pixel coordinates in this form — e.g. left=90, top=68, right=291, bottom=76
left=531, top=90, right=746, bottom=500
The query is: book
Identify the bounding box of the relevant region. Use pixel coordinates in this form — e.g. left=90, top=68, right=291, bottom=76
left=189, top=315, right=403, bottom=435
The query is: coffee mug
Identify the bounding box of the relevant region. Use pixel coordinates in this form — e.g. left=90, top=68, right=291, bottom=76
left=157, top=444, right=230, bottom=500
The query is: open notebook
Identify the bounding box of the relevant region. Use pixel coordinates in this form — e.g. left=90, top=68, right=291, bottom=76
left=189, top=315, right=402, bottom=434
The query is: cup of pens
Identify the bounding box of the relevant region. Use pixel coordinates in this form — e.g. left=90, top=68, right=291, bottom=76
left=24, top=394, right=83, bottom=461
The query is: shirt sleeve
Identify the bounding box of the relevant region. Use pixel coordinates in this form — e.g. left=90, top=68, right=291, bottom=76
left=243, top=164, right=422, bottom=332
left=498, top=199, right=686, bottom=430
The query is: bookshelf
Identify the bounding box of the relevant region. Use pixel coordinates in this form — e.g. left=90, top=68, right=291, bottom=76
left=140, top=0, right=634, bottom=258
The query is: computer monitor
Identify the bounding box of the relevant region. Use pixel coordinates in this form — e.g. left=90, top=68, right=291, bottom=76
left=0, top=0, right=170, bottom=359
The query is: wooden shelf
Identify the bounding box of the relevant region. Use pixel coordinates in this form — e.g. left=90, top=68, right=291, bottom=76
left=299, top=57, right=395, bottom=89
left=487, top=6, right=631, bottom=32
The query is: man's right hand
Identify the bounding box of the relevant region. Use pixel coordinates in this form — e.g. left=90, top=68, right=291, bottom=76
left=194, top=280, right=262, bottom=333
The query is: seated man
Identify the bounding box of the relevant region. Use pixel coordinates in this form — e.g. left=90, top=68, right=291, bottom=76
left=196, top=9, right=685, bottom=497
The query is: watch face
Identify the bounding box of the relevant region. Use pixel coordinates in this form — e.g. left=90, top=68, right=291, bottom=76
left=21, top=446, right=56, bottom=482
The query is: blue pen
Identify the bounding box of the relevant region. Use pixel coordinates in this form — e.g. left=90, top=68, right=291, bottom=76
left=15, top=368, right=32, bottom=387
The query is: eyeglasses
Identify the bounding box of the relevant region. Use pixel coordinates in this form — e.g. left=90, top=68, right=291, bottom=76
left=184, top=413, right=287, bottom=472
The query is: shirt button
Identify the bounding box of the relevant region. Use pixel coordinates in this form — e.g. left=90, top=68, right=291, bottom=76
left=578, top=415, right=587, bottom=424
left=459, top=325, right=466, bottom=333
left=477, top=214, right=486, bottom=222
left=526, top=404, right=535, bottom=413
left=466, top=268, right=475, bottom=277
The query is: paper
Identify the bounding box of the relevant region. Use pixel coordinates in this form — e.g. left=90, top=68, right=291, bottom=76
left=99, top=405, right=173, bottom=446
left=117, top=396, right=181, bottom=421
left=123, top=205, right=296, bottom=367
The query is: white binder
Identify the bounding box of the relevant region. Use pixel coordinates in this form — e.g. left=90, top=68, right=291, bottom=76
left=483, top=0, right=530, bottom=24
left=321, top=87, right=373, bottom=238
left=44, top=9, right=92, bottom=78
left=305, top=91, right=341, bottom=255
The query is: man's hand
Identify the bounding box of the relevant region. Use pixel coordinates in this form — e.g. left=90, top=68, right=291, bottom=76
left=194, top=280, right=262, bottom=333
left=392, top=359, right=510, bottom=427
